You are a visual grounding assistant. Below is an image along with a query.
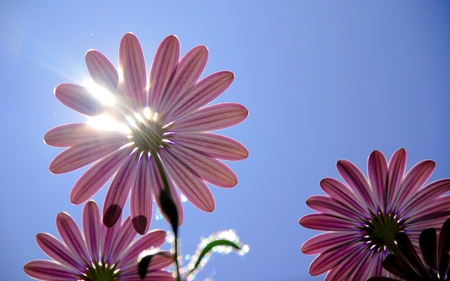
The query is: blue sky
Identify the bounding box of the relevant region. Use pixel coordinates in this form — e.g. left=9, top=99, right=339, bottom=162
left=1, top=1, right=449, bottom=280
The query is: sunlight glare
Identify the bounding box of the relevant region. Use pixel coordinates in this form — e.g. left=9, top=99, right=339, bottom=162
left=83, top=79, right=116, bottom=105
left=87, top=114, right=130, bottom=133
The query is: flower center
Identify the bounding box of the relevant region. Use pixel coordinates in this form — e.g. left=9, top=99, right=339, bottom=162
left=78, top=260, right=121, bottom=281
left=360, top=209, right=406, bottom=253
left=129, top=111, right=171, bottom=155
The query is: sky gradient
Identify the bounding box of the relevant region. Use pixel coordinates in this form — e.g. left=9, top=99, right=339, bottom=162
left=1, top=1, right=449, bottom=280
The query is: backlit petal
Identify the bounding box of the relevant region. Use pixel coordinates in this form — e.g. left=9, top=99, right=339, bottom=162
left=85, top=50, right=119, bottom=94
left=130, top=155, right=152, bottom=234
left=55, top=83, right=105, bottom=116
left=171, top=103, right=248, bottom=132
left=119, top=33, right=146, bottom=110
left=171, top=133, right=248, bottom=161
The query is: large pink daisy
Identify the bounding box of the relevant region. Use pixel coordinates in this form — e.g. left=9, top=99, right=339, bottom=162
left=24, top=200, right=174, bottom=281
left=44, top=33, right=248, bottom=234
left=299, top=148, right=450, bottom=280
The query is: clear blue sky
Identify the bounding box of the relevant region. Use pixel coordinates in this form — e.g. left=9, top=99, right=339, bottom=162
left=1, top=1, right=449, bottom=280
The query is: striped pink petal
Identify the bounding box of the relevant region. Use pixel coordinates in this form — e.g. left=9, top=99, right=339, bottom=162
left=120, top=230, right=167, bottom=267
left=319, top=178, right=366, bottom=215
left=166, top=71, right=234, bottom=123
left=24, top=260, right=78, bottom=280
left=56, top=212, right=89, bottom=264
left=50, top=138, right=129, bottom=174
left=393, top=159, right=435, bottom=207
left=125, top=271, right=175, bottom=281
left=130, top=155, right=153, bottom=234
left=102, top=213, right=122, bottom=263
left=171, top=103, right=248, bottom=132
left=109, top=217, right=137, bottom=262
left=119, top=33, right=146, bottom=110
left=82, top=200, right=101, bottom=262
left=167, top=144, right=237, bottom=188
left=85, top=50, right=119, bottom=94
left=36, top=233, right=81, bottom=269
left=70, top=146, right=132, bottom=204
left=148, top=35, right=180, bottom=111
left=368, top=150, right=388, bottom=209
left=44, top=123, right=126, bottom=148
left=159, top=45, right=208, bottom=114
left=103, top=153, right=138, bottom=228
left=160, top=148, right=215, bottom=212
left=301, top=232, right=356, bottom=255
left=121, top=251, right=173, bottom=273
left=55, top=83, right=105, bottom=116
left=299, top=214, right=355, bottom=231
left=306, top=195, right=361, bottom=219
left=171, top=133, right=248, bottom=161
left=337, top=159, right=376, bottom=210
left=309, top=241, right=360, bottom=275
left=403, top=179, right=450, bottom=214
left=386, top=148, right=407, bottom=205
left=148, top=157, right=184, bottom=225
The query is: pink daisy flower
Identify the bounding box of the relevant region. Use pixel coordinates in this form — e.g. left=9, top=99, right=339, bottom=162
left=24, top=200, right=174, bottom=281
left=44, top=33, right=248, bottom=234
left=299, top=148, right=450, bottom=281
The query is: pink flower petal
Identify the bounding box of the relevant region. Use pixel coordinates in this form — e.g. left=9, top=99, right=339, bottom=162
left=130, top=155, right=153, bottom=234
left=50, top=138, right=129, bottom=174
left=403, top=179, right=450, bottom=214
left=85, top=50, right=119, bottom=94
left=56, top=212, right=89, bottom=264
left=166, top=144, right=237, bottom=188
left=171, top=133, right=248, bottom=161
left=171, top=103, right=248, bottom=132
left=120, top=230, right=167, bottom=267
left=55, top=83, right=105, bottom=116
left=103, top=153, right=139, bottom=228
left=119, top=33, right=146, bottom=110
left=109, top=217, right=137, bottom=262
left=323, top=244, right=369, bottom=280
left=368, top=150, right=388, bottom=210
left=159, top=45, right=208, bottom=114
left=309, top=241, right=360, bottom=275
left=301, top=232, right=357, bottom=255
left=148, top=157, right=184, bottom=225
left=36, top=233, right=81, bottom=269
left=386, top=148, right=407, bottom=206
left=166, top=71, right=234, bottom=123
left=337, top=159, right=375, bottom=210
left=148, top=35, right=180, bottom=111
left=82, top=201, right=101, bottom=262
left=306, top=195, right=361, bottom=220
left=160, top=148, right=215, bottom=212
left=24, top=260, right=78, bottom=280
left=299, top=214, right=356, bottom=231
left=319, top=178, right=366, bottom=215
left=121, top=250, right=173, bottom=273
left=44, top=123, right=126, bottom=148
left=393, top=159, right=435, bottom=207
left=124, top=271, right=175, bottom=281
left=102, top=213, right=122, bottom=263
left=70, top=146, right=132, bottom=204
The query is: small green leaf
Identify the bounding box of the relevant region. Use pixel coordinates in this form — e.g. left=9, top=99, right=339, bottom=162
left=188, top=239, right=241, bottom=276
left=138, top=254, right=154, bottom=280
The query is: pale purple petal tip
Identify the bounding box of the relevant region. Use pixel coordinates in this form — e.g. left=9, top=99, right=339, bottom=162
left=55, top=83, right=105, bottom=116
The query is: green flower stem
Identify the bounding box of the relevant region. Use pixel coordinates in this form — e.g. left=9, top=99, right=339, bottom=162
left=152, top=155, right=181, bottom=281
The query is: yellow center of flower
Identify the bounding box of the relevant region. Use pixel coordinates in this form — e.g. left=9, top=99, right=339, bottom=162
left=360, top=209, right=406, bottom=253
left=78, top=260, right=120, bottom=281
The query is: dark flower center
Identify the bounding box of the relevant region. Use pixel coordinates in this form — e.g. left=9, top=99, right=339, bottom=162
left=129, top=111, right=171, bottom=155
left=78, top=260, right=121, bottom=281
left=360, top=209, right=406, bottom=253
